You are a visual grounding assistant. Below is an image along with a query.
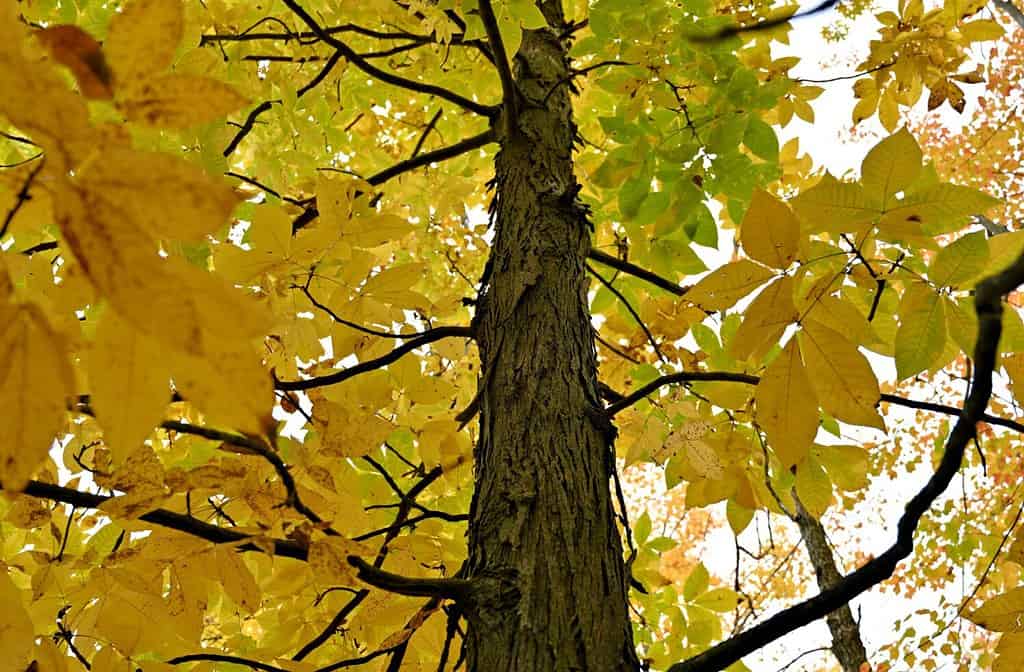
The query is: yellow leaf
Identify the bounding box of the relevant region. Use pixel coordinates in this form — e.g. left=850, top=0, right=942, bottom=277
left=685, top=259, right=776, bottom=311
left=0, top=570, right=33, bottom=672
left=860, top=128, right=922, bottom=209
left=104, top=0, right=183, bottom=86
left=730, top=276, right=798, bottom=361
left=32, top=639, right=68, bottom=672
left=960, top=18, right=1005, bottom=42
left=894, top=283, right=946, bottom=380
left=795, top=455, right=832, bottom=517
left=309, top=537, right=373, bottom=586
left=994, top=632, right=1024, bottom=672
left=799, top=319, right=884, bottom=429
left=319, top=401, right=394, bottom=459
left=740, top=189, right=800, bottom=269
left=89, top=310, right=171, bottom=464
left=969, top=587, right=1024, bottom=632
left=881, top=183, right=1000, bottom=235
left=215, top=546, right=261, bottom=614
left=930, top=230, right=988, bottom=287
left=168, top=341, right=274, bottom=435
left=790, top=173, right=877, bottom=234
left=0, top=302, right=73, bottom=490
left=0, top=5, right=93, bottom=151
left=118, top=73, right=248, bottom=129
left=57, top=186, right=272, bottom=355
left=79, top=148, right=240, bottom=240
left=755, top=339, right=819, bottom=467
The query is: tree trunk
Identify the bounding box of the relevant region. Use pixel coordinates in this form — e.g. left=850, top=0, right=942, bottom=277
left=462, top=3, right=640, bottom=670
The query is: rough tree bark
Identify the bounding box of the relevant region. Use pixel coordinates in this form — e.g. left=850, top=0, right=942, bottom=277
left=461, top=2, right=640, bottom=670
left=794, top=498, right=870, bottom=672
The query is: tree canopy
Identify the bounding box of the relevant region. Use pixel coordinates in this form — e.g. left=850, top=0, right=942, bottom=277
left=3, top=0, right=1024, bottom=670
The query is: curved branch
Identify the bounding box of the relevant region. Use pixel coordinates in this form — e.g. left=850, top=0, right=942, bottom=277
left=282, top=0, right=497, bottom=117
left=292, top=464, right=443, bottom=660
left=347, top=555, right=472, bottom=600
left=224, top=101, right=279, bottom=157
left=586, top=248, right=690, bottom=296
left=292, top=129, right=497, bottom=233
left=169, top=654, right=287, bottom=672
left=477, top=0, right=518, bottom=132
left=8, top=480, right=309, bottom=560
left=587, top=263, right=667, bottom=363
left=161, top=421, right=336, bottom=534
left=667, top=251, right=1024, bottom=672
left=275, top=325, right=473, bottom=392
left=604, top=370, right=1024, bottom=434
left=366, top=128, right=496, bottom=185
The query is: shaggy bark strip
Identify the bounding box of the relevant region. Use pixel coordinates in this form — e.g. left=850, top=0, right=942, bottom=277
left=462, top=2, right=639, bottom=670
left=794, top=499, right=870, bottom=672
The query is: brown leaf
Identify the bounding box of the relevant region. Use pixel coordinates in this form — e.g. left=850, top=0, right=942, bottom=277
left=34, top=25, right=113, bottom=100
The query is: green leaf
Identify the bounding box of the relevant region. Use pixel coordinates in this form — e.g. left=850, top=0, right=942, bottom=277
left=683, top=562, right=710, bottom=601
left=695, top=587, right=742, bottom=612
left=895, top=283, right=947, bottom=380
left=930, top=231, right=989, bottom=287
left=743, top=117, right=778, bottom=162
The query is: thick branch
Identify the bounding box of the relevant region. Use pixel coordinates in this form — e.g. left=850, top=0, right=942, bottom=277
left=605, top=370, right=1024, bottom=434
left=366, top=128, right=496, bottom=185
left=476, top=0, right=518, bottom=132
left=347, top=555, right=472, bottom=600
left=667, top=251, right=1024, bottom=672
left=994, top=0, right=1024, bottom=29
left=8, top=480, right=308, bottom=560
left=275, top=325, right=473, bottom=391
left=793, top=498, right=869, bottom=672
left=586, top=248, right=690, bottom=296
left=281, top=0, right=497, bottom=117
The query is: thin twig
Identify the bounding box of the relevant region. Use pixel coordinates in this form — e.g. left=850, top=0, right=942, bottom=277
left=282, top=0, right=497, bottom=117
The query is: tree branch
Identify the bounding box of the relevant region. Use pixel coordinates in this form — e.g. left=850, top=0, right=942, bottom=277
left=275, top=325, right=473, bottom=391
left=792, top=497, right=868, bottom=672
left=994, top=0, right=1024, bottom=29
left=604, top=370, right=1024, bottom=434
left=586, top=263, right=667, bottom=363
left=292, top=464, right=444, bottom=660
left=291, top=129, right=497, bottom=233
left=667, top=251, right=1024, bottom=672
left=7, top=480, right=309, bottom=560
left=160, top=420, right=337, bottom=535
left=586, top=248, right=690, bottom=296
left=365, top=128, right=496, bottom=186
left=224, top=101, right=279, bottom=157
left=476, top=0, right=518, bottom=133
left=347, top=555, right=472, bottom=600
left=168, top=654, right=288, bottom=672
left=281, top=0, right=498, bottom=117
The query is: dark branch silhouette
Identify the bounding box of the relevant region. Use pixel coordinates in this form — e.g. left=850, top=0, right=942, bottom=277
left=667, top=251, right=1024, bottom=672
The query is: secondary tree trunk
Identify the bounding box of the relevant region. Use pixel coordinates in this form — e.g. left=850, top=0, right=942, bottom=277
left=462, top=2, right=640, bottom=670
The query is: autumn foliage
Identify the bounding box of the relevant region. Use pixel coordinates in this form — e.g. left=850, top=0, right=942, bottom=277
left=3, top=0, right=1024, bottom=671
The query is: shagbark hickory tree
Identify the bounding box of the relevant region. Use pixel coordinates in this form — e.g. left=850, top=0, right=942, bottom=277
left=4, top=0, right=1024, bottom=670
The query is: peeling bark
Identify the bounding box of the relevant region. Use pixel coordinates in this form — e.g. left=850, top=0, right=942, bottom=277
left=794, top=498, right=870, bottom=672
left=461, top=2, right=639, bottom=670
